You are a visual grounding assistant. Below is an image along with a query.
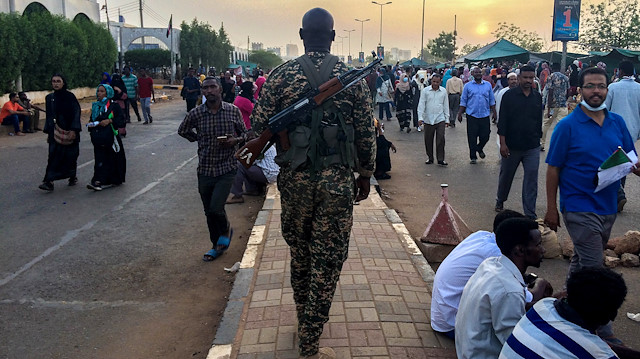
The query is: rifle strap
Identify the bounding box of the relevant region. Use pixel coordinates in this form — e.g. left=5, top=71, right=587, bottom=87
left=295, top=54, right=339, bottom=90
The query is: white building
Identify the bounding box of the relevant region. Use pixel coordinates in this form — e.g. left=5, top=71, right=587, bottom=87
left=1, top=0, right=99, bottom=22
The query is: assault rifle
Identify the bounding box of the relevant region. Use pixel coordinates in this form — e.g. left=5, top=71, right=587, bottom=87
left=235, top=52, right=382, bottom=168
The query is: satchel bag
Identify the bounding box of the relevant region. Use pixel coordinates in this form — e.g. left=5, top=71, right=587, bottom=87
left=53, top=120, right=76, bottom=145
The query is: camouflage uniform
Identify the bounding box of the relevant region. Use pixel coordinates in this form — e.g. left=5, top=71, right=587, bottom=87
left=252, top=52, right=376, bottom=356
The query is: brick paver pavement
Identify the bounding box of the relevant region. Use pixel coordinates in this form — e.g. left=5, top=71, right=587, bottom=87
left=208, top=185, right=456, bottom=359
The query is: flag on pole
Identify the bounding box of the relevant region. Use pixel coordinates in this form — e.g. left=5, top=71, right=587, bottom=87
left=166, top=15, right=172, bottom=38
left=594, top=147, right=638, bottom=193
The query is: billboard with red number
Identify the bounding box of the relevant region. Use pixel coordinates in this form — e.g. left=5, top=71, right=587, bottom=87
left=552, top=0, right=581, bottom=41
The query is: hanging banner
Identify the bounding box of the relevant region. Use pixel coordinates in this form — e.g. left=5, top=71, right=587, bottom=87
left=359, top=51, right=365, bottom=63
left=552, top=0, right=581, bottom=41
left=348, top=55, right=352, bottom=64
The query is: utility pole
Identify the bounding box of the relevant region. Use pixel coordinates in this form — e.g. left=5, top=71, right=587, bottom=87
left=337, top=35, right=347, bottom=59
left=139, top=0, right=144, bottom=49
left=453, top=15, right=457, bottom=63
left=421, top=0, right=425, bottom=60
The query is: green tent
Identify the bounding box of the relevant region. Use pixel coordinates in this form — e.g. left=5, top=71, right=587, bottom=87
left=236, top=60, right=258, bottom=71
left=529, top=51, right=587, bottom=64
left=461, top=39, right=530, bottom=63
left=399, top=57, right=429, bottom=68
left=582, top=48, right=640, bottom=76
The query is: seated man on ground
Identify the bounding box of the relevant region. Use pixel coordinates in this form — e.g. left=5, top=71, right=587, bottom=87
left=227, top=146, right=279, bottom=204
left=18, top=92, right=45, bottom=132
left=455, top=217, right=552, bottom=358
left=501, top=267, right=636, bottom=358
left=431, top=210, right=535, bottom=339
left=1, top=93, right=31, bottom=136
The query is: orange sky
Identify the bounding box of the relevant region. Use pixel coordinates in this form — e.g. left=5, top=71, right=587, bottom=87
left=105, top=0, right=595, bottom=56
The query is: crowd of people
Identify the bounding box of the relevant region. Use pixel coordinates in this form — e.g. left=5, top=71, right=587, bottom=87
left=3, top=10, right=640, bottom=356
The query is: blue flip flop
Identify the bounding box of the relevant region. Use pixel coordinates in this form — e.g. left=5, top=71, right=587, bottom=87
left=216, top=228, right=233, bottom=252
left=203, top=248, right=222, bottom=262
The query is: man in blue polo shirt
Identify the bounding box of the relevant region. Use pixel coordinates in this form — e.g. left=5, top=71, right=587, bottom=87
left=458, top=66, right=496, bottom=164
left=544, top=67, right=640, bottom=345
left=544, top=66, right=640, bottom=274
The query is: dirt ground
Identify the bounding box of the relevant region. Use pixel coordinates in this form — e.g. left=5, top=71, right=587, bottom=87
left=373, top=106, right=640, bottom=350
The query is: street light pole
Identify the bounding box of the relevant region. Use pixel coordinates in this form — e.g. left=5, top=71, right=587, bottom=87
left=421, top=0, right=425, bottom=60
left=337, top=36, right=347, bottom=58
left=372, top=1, right=392, bottom=46
left=344, top=29, right=355, bottom=57
left=354, top=18, right=370, bottom=54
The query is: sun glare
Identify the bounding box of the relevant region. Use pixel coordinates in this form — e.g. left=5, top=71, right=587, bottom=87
left=475, top=22, right=489, bottom=35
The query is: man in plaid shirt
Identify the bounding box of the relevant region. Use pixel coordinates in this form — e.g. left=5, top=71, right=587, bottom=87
left=178, top=76, right=248, bottom=261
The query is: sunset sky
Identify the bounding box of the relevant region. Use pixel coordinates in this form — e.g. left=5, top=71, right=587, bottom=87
left=103, top=0, right=593, bottom=57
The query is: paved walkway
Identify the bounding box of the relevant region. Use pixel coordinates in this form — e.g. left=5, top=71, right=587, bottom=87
left=207, top=185, right=456, bottom=359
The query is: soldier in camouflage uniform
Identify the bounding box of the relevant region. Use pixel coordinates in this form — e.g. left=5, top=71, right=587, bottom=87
left=251, top=8, right=376, bottom=359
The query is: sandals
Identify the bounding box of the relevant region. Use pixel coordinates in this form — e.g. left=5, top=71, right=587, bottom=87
left=203, top=229, right=233, bottom=262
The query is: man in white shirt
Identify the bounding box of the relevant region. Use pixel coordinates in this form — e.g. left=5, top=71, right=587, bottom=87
left=418, top=73, right=449, bottom=166
left=430, top=210, right=526, bottom=339
left=455, top=217, right=550, bottom=359
left=227, top=146, right=279, bottom=204
left=605, top=60, right=640, bottom=212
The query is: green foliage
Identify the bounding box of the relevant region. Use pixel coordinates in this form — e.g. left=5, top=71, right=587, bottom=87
left=579, top=0, right=640, bottom=51
left=179, top=19, right=233, bottom=73
left=460, top=43, right=483, bottom=56
left=248, top=50, right=283, bottom=70
left=0, top=14, right=25, bottom=93
left=426, top=32, right=457, bottom=61
left=0, top=11, right=117, bottom=93
left=125, top=49, right=171, bottom=69
left=492, top=22, right=543, bottom=52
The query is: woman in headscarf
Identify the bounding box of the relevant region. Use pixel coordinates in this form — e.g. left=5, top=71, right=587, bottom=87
left=100, top=72, right=111, bottom=85
left=39, top=74, right=82, bottom=192
left=539, top=62, right=550, bottom=91
left=375, top=68, right=394, bottom=121
left=234, top=81, right=254, bottom=130
left=87, top=84, right=126, bottom=191
left=461, top=65, right=471, bottom=84
left=110, top=73, right=128, bottom=135
left=394, top=74, right=413, bottom=132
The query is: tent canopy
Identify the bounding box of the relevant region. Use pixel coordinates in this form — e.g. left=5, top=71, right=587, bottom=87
left=530, top=51, right=587, bottom=64
left=582, top=48, right=640, bottom=75
left=399, top=57, right=429, bottom=67
left=236, top=60, right=258, bottom=71
left=461, top=39, right=530, bottom=63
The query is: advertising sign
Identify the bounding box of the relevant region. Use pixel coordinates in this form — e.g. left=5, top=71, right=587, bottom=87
left=552, top=0, right=581, bottom=41
left=359, top=51, right=365, bottom=63
left=377, top=46, right=385, bottom=60
left=348, top=55, right=352, bottom=64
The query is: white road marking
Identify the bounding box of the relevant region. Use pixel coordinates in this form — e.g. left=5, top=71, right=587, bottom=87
left=0, top=154, right=198, bottom=288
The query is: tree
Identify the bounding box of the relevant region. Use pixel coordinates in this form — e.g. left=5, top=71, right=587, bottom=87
left=248, top=50, right=282, bottom=70
left=492, top=22, right=543, bottom=52
left=460, top=43, right=483, bottom=56
left=579, top=0, right=640, bottom=51
left=125, top=49, right=171, bottom=70
left=426, top=31, right=457, bottom=61
left=179, top=19, right=233, bottom=73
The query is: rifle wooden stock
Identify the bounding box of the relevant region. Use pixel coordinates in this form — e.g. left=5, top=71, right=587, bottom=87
left=235, top=128, right=274, bottom=168
left=314, top=77, right=343, bottom=104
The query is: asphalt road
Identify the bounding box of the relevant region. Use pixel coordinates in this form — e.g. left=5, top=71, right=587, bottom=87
left=377, top=107, right=640, bottom=350
left=0, top=97, right=263, bottom=358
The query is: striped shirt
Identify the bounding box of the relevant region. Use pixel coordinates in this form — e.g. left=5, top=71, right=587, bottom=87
left=122, top=74, right=138, bottom=96
left=178, top=101, right=248, bottom=177
left=500, top=298, right=619, bottom=359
